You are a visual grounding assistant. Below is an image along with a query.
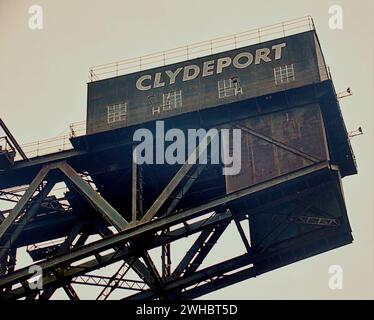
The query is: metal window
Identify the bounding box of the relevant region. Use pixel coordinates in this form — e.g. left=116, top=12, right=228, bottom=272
left=107, top=103, right=127, bottom=124
left=218, top=77, right=243, bottom=99
left=162, top=90, right=183, bottom=111
left=274, top=64, right=295, bottom=85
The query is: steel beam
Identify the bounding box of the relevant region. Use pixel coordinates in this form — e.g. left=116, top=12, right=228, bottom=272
left=96, top=262, right=132, bottom=300
left=95, top=222, right=156, bottom=287
left=140, top=162, right=196, bottom=224
left=0, top=211, right=232, bottom=299
left=172, top=228, right=212, bottom=279
left=159, top=163, right=207, bottom=279
left=0, top=162, right=330, bottom=293
left=172, top=222, right=228, bottom=279
left=142, top=252, right=163, bottom=288
left=232, top=214, right=252, bottom=254
left=163, top=164, right=207, bottom=218
left=125, top=253, right=253, bottom=300
left=0, top=248, right=16, bottom=288
left=0, top=118, right=28, bottom=161
left=140, top=131, right=217, bottom=224
left=0, top=181, right=56, bottom=261
left=161, top=233, right=171, bottom=279
left=254, top=185, right=330, bottom=253
left=132, top=148, right=137, bottom=222
left=290, top=216, right=339, bottom=226
left=181, top=224, right=228, bottom=277
left=62, top=283, right=80, bottom=300
left=58, top=161, right=129, bottom=231
left=0, top=191, right=22, bottom=203
left=0, top=257, right=6, bottom=279
left=235, top=124, right=321, bottom=163
left=38, top=224, right=86, bottom=300
left=6, top=249, right=16, bottom=274
left=177, top=265, right=256, bottom=299
left=131, top=259, right=156, bottom=288
left=73, top=274, right=148, bottom=292
left=137, top=165, right=144, bottom=218
left=0, top=165, right=51, bottom=240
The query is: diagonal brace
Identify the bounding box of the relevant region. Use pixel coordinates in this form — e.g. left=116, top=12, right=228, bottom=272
left=235, top=124, right=321, bottom=163
left=58, top=161, right=129, bottom=231
left=140, top=130, right=218, bottom=224
left=172, top=219, right=229, bottom=279
left=0, top=181, right=56, bottom=261
left=0, top=165, right=51, bottom=240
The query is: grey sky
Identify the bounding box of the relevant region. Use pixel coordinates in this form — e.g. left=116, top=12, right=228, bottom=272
left=0, top=0, right=373, bottom=299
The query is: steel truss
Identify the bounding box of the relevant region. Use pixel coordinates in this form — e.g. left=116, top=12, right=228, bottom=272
left=0, top=151, right=340, bottom=300
left=0, top=73, right=356, bottom=301
left=0, top=116, right=344, bottom=300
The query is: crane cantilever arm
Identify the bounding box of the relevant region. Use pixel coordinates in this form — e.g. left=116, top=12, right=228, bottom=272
left=0, top=118, right=28, bottom=161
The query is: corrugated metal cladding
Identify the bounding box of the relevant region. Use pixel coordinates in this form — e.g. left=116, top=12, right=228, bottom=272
left=225, top=103, right=329, bottom=194
left=86, top=30, right=327, bottom=134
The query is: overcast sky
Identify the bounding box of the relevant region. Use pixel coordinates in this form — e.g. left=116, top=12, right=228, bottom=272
left=0, top=0, right=373, bottom=299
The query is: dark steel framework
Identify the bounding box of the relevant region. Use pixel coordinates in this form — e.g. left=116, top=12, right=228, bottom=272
left=0, top=161, right=337, bottom=299
left=0, top=77, right=356, bottom=300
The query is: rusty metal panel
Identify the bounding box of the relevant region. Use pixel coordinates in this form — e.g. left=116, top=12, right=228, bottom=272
left=247, top=174, right=352, bottom=273
left=226, top=103, right=328, bottom=193
left=86, top=31, right=327, bottom=135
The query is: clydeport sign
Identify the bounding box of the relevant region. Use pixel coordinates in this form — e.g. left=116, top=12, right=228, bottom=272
left=135, top=43, right=287, bottom=91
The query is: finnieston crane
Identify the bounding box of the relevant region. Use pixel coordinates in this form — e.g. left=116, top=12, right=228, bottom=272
left=0, top=17, right=358, bottom=300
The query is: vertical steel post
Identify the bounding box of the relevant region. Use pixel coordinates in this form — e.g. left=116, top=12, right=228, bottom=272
left=161, top=237, right=171, bottom=279
left=132, top=146, right=137, bottom=222
left=0, top=118, right=28, bottom=161
left=137, top=165, right=144, bottom=218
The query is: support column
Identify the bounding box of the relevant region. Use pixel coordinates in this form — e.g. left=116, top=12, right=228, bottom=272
left=132, top=146, right=137, bottom=222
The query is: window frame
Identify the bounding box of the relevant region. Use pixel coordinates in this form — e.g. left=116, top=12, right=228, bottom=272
left=217, top=77, right=243, bottom=99
left=107, top=102, right=127, bottom=124
left=274, top=64, right=295, bottom=85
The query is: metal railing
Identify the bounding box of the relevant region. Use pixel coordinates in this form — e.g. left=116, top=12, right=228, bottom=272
left=12, top=121, right=85, bottom=160
left=18, top=134, right=73, bottom=160
left=89, top=16, right=315, bottom=81
left=0, top=136, right=14, bottom=153
left=69, top=121, right=86, bottom=138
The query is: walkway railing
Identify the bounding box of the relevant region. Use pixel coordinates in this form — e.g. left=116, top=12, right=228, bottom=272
left=89, top=16, right=315, bottom=81
left=19, top=135, right=73, bottom=159
left=0, top=136, right=15, bottom=154
left=14, top=121, right=86, bottom=160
